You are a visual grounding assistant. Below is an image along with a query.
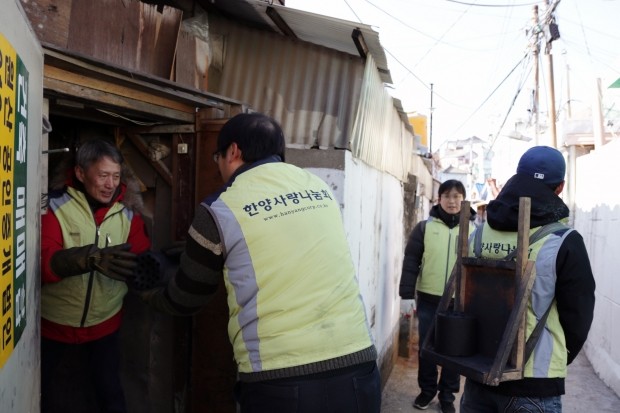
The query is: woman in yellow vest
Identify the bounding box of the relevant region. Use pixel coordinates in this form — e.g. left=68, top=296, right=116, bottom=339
left=399, top=180, right=476, bottom=413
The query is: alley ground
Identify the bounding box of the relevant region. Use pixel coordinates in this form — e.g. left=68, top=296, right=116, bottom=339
left=381, top=340, right=620, bottom=413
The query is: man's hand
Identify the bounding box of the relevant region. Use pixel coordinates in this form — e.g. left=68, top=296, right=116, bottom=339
left=89, top=243, right=138, bottom=281
left=51, top=243, right=137, bottom=281
left=126, top=250, right=178, bottom=291
left=160, top=240, right=186, bottom=262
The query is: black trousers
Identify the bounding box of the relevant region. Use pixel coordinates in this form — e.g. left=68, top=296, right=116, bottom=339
left=417, top=298, right=461, bottom=403
left=41, top=331, right=126, bottom=413
left=234, top=361, right=381, bottom=413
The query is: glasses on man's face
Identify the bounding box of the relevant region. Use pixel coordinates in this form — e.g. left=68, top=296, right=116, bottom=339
left=213, top=151, right=221, bottom=163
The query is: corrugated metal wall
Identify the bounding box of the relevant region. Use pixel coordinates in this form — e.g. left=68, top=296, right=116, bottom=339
left=212, top=16, right=364, bottom=149
left=350, top=55, right=433, bottom=193
left=210, top=14, right=433, bottom=193
left=411, top=155, right=434, bottom=198
left=272, top=4, right=392, bottom=84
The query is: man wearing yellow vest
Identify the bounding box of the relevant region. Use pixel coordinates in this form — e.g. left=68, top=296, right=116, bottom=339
left=41, top=139, right=152, bottom=413
left=460, top=146, right=595, bottom=413
left=143, top=113, right=380, bottom=412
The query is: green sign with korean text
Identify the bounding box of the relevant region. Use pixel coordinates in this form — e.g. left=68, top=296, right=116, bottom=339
left=0, top=32, right=28, bottom=369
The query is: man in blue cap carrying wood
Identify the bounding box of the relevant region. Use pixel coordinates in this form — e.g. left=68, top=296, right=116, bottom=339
left=461, top=145, right=596, bottom=413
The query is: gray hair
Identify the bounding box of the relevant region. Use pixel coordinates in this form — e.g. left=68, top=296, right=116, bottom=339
left=75, top=139, right=124, bottom=170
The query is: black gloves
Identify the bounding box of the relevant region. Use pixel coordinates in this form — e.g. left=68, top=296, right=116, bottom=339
left=129, top=242, right=184, bottom=298
left=127, top=251, right=177, bottom=291
left=50, top=243, right=138, bottom=281
left=91, top=243, right=139, bottom=280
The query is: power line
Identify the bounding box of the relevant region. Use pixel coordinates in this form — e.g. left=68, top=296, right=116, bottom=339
left=445, top=0, right=540, bottom=7
left=383, top=48, right=469, bottom=110
left=343, top=0, right=363, bottom=22
left=362, top=0, right=539, bottom=112
left=410, top=0, right=474, bottom=70
left=573, top=1, right=593, bottom=65
left=364, top=0, right=481, bottom=108
left=383, top=48, right=431, bottom=91
left=364, top=0, right=525, bottom=51
left=362, top=0, right=463, bottom=46
left=487, top=55, right=534, bottom=154
left=348, top=0, right=567, bottom=143
left=450, top=52, right=532, bottom=138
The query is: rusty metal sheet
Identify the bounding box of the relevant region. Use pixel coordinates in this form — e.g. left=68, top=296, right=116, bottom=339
left=138, top=4, right=182, bottom=78
left=66, top=0, right=182, bottom=78
left=175, top=30, right=209, bottom=91
left=20, top=0, right=73, bottom=47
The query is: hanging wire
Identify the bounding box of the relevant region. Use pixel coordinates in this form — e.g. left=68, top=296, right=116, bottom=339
left=363, top=0, right=465, bottom=46
left=96, top=109, right=164, bottom=126
left=450, top=52, right=532, bottom=138
left=445, top=0, right=540, bottom=7
left=486, top=54, right=535, bottom=154
left=363, top=0, right=538, bottom=132
left=343, top=0, right=363, bottom=22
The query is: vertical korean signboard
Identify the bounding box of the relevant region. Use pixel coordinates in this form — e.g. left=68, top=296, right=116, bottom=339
left=0, top=32, right=28, bottom=369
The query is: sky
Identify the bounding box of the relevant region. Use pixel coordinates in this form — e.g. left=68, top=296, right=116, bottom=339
left=286, top=0, right=620, bottom=151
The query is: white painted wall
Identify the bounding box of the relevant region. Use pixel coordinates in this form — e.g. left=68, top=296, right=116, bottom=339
left=574, top=139, right=620, bottom=397
left=309, top=153, right=410, bottom=368
left=306, top=167, right=345, bottom=209
left=342, top=153, right=404, bottom=361
left=0, top=2, right=43, bottom=412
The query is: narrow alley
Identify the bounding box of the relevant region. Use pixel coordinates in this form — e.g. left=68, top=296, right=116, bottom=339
left=381, top=333, right=620, bottom=412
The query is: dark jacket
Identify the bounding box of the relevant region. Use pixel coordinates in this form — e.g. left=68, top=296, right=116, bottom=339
left=399, top=204, right=475, bottom=303
left=483, top=174, right=595, bottom=397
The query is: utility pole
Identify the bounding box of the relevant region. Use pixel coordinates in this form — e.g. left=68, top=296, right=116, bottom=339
left=532, top=5, right=540, bottom=145
left=563, top=50, right=572, bottom=119
left=593, top=78, right=605, bottom=149
left=545, top=41, right=557, bottom=147
left=543, top=0, right=560, bottom=148
left=429, top=83, right=434, bottom=155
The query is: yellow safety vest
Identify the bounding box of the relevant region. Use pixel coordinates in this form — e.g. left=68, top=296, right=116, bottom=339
left=208, top=162, right=373, bottom=374
left=417, top=217, right=474, bottom=296
left=41, top=187, right=132, bottom=327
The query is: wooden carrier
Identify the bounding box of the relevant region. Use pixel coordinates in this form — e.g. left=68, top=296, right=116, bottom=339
left=420, top=198, right=535, bottom=386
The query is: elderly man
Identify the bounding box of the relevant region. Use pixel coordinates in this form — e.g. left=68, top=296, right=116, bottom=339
left=41, top=138, right=151, bottom=413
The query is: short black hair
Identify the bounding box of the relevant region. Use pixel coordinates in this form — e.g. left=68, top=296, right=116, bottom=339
left=217, top=113, right=286, bottom=162
left=76, top=139, right=124, bottom=170
left=438, top=179, right=466, bottom=198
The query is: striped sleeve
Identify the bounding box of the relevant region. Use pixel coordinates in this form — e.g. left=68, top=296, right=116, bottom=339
left=146, top=205, right=224, bottom=316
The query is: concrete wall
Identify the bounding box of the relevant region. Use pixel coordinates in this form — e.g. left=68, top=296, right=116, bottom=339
left=288, top=149, right=405, bottom=385
left=0, top=2, right=43, bottom=412
left=574, top=139, right=620, bottom=397
left=341, top=152, right=404, bottom=359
